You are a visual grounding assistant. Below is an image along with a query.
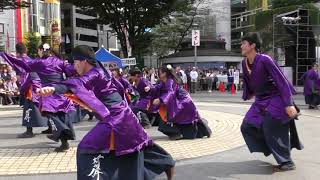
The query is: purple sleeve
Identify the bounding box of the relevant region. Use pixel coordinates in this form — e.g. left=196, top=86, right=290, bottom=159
left=53, top=71, right=111, bottom=119
left=242, top=76, right=251, bottom=101
left=0, top=52, right=32, bottom=72
left=309, top=71, right=318, bottom=92
left=159, top=79, right=175, bottom=104
left=149, top=82, right=162, bottom=98
left=121, top=77, right=133, bottom=92
left=263, top=56, right=294, bottom=106
left=241, top=60, right=251, bottom=101
left=61, top=61, right=77, bottom=77
left=21, top=57, right=46, bottom=72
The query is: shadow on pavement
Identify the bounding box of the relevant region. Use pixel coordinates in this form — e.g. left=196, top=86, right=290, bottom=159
left=157, top=160, right=274, bottom=180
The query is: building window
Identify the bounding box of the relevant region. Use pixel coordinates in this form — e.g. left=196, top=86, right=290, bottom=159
left=40, top=19, right=46, bottom=27
left=79, top=34, right=98, bottom=43
left=75, top=8, right=97, bottom=17
left=0, top=24, right=4, bottom=34
left=39, top=2, right=45, bottom=18
left=76, top=18, right=97, bottom=30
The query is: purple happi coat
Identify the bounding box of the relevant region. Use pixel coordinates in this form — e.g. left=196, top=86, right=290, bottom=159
left=56, top=67, right=152, bottom=156
left=151, top=78, right=200, bottom=124
left=0, top=53, right=75, bottom=113
left=133, top=77, right=154, bottom=111
left=117, top=76, right=134, bottom=103
left=302, top=69, right=319, bottom=96
left=6, top=55, right=42, bottom=105
left=242, top=53, right=296, bottom=127
left=118, top=77, right=133, bottom=93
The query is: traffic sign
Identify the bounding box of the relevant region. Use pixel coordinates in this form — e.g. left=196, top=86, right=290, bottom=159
left=122, top=58, right=136, bottom=66
left=192, top=30, right=200, bottom=47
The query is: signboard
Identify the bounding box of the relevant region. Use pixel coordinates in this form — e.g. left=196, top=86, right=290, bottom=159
left=122, top=58, right=136, bottom=66
left=192, top=30, right=200, bottom=47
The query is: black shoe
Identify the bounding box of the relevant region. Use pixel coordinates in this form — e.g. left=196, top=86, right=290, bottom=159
left=41, top=129, right=52, bottom=134
left=17, top=132, right=35, bottom=138
left=54, top=142, right=70, bottom=152
left=273, top=161, right=296, bottom=172
left=47, top=135, right=59, bottom=142
left=169, top=134, right=183, bottom=140
left=143, top=124, right=152, bottom=129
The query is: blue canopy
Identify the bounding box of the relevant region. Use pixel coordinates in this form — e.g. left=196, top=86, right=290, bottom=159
left=95, top=47, right=123, bottom=68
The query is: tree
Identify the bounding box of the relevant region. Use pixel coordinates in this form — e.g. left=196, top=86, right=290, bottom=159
left=149, top=0, right=207, bottom=57
left=63, top=0, right=195, bottom=58
left=0, top=0, right=30, bottom=9
left=24, top=32, right=41, bottom=58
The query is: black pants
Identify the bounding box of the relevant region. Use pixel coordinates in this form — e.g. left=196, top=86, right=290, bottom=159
left=158, top=119, right=212, bottom=139
left=45, top=112, right=75, bottom=141
left=190, top=82, right=196, bottom=93
left=77, top=144, right=175, bottom=180
left=241, top=114, right=303, bottom=164
left=305, top=94, right=320, bottom=106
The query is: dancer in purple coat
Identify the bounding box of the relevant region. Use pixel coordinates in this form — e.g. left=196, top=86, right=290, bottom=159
left=240, top=33, right=303, bottom=172
left=0, top=43, right=76, bottom=152
left=9, top=43, right=48, bottom=138
left=302, top=63, right=320, bottom=109
left=38, top=45, right=175, bottom=180
left=145, top=65, right=212, bottom=140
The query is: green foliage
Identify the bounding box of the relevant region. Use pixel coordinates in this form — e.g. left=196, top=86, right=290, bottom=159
left=148, top=1, right=205, bottom=57
left=0, top=0, right=30, bottom=9
left=24, top=32, right=41, bottom=58
left=272, top=0, right=319, bottom=9
left=64, top=0, right=195, bottom=58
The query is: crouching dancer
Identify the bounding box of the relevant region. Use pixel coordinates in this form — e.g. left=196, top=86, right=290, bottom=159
left=38, top=45, right=175, bottom=180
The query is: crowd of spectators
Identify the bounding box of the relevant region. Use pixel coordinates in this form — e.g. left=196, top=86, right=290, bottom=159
left=0, top=64, right=20, bottom=105
left=138, top=65, right=242, bottom=93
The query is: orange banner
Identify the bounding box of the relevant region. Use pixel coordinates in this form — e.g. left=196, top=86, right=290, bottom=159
left=45, top=0, right=60, bottom=4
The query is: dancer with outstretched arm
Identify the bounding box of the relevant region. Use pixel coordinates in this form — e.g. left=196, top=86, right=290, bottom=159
left=38, top=45, right=175, bottom=180
left=1, top=43, right=77, bottom=152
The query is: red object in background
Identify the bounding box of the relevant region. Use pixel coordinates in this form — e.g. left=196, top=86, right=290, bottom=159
left=231, top=83, right=236, bottom=94
left=184, top=84, right=189, bottom=92
left=16, top=0, right=23, bottom=43
left=219, top=82, right=226, bottom=93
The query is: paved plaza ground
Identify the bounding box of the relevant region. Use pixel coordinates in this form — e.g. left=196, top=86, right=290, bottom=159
left=0, top=92, right=319, bottom=180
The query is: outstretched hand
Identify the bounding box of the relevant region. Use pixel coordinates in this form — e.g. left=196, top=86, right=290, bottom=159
left=37, top=87, right=55, bottom=96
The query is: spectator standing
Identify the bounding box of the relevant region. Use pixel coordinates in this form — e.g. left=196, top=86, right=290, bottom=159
left=185, top=68, right=191, bottom=92
left=150, top=68, right=158, bottom=85
left=234, top=69, right=240, bottom=91
left=206, top=70, right=215, bottom=92
left=1, top=67, right=11, bottom=81
left=180, top=68, right=187, bottom=90
left=227, top=66, right=235, bottom=91
left=7, top=66, right=16, bottom=79
left=190, top=67, right=198, bottom=93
